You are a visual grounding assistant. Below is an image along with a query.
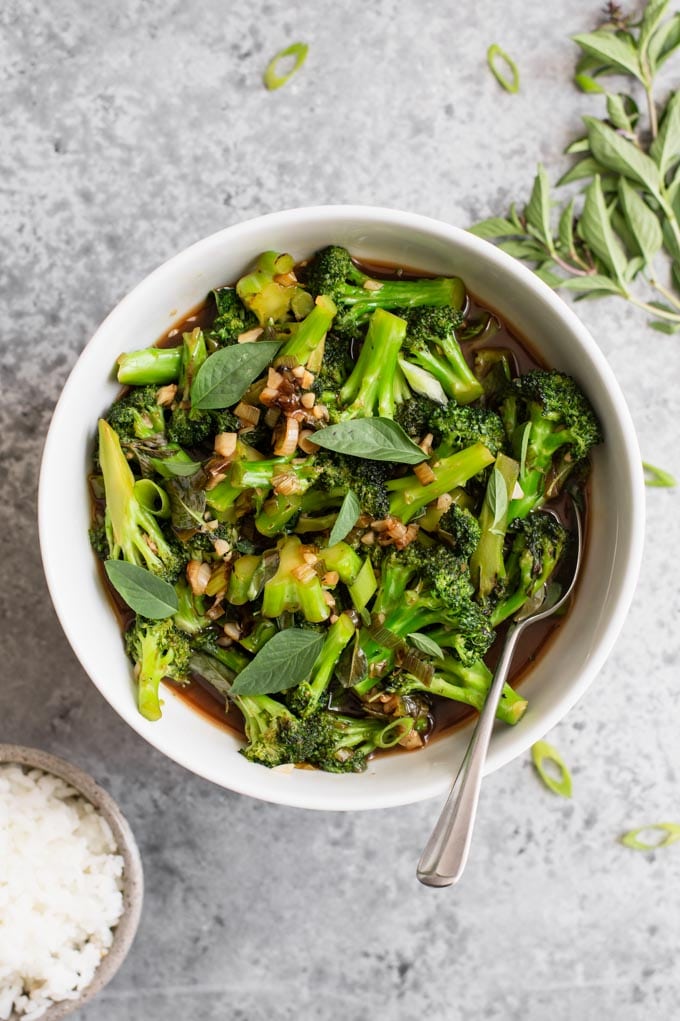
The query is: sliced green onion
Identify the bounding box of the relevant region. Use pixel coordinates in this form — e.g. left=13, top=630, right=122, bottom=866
left=620, top=823, right=680, bottom=851
left=643, top=462, right=676, bottom=488
left=133, top=479, right=170, bottom=518
left=531, top=740, right=572, bottom=797
left=375, top=718, right=413, bottom=749
left=263, top=42, right=308, bottom=91
left=487, top=44, right=520, bottom=94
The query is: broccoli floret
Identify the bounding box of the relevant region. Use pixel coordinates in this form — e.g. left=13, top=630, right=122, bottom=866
left=490, top=512, right=569, bottom=626
left=388, top=660, right=527, bottom=726
left=312, top=330, right=354, bottom=399
left=208, top=286, right=258, bottom=346
left=307, top=712, right=415, bottom=772
left=307, top=246, right=465, bottom=334
left=394, top=397, right=442, bottom=440
left=124, top=616, right=191, bottom=721
left=167, top=406, right=212, bottom=447
left=89, top=518, right=110, bottom=561
left=97, top=419, right=186, bottom=582
left=173, top=578, right=211, bottom=635
left=401, top=307, right=483, bottom=405
left=105, top=386, right=166, bottom=443
left=387, top=443, right=496, bottom=524
left=430, top=402, right=507, bottom=458
left=262, top=536, right=330, bottom=622
left=474, top=348, right=513, bottom=403
left=504, top=370, right=602, bottom=520
left=438, top=505, right=481, bottom=558
left=314, top=450, right=391, bottom=520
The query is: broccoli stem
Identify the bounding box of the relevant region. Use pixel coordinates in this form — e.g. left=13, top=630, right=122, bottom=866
left=306, top=612, right=356, bottom=709
left=262, top=536, right=330, bottom=622
left=227, top=555, right=265, bottom=605
left=341, top=276, right=465, bottom=314
left=255, top=493, right=303, bottom=536
left=339, top=309, right=407, bottom=418
left=469, top=453, right=519, bottom=599
left=429, top=661, right=527, bottom=725
left=388, top=443, right=495, bottom=524
left=117, top=347, right=182, bottom=385
left=319, top=542, right=362, bottom=584
left=278, top=296, right=337, bottom=365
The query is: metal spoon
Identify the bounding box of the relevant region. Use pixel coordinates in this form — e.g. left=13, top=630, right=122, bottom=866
left=416, top=502, right=583, bottom=888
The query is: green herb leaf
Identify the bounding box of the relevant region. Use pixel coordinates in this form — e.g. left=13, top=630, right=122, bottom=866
left=584, top=117, right=662, bottom=200
left=606, top=92, right=637, bottom=133
left=643, top=461, right=677, bottom=486
left=487, top=466, right=509, bottom=536
left=312, top=418, right=427, bottom=464
left=519, top=422, right=532, bottom=479
left=327, top=490, right=361, bottom=547
left=572, top=30, right=642, bottom=81
left=263, top=42, right=308, bottom=91
left=166, top=477, right=207, bottom=531
left=104, top=561, right=179, bottom=619
left=468, top=217, right=520, bottom=239
left=525, top=165, right=556, bottom=254
left=647, top=12, right=680, bottom=69
left=618, top=178, right=663, bottom=267
left=578, top=175, right=629, bottom=286
left=557, top=156, right=610, bottom=186
left=639, top=0, right=671, bottom=62
left=531, top=740, right=572, bottom=798
left=230, top=628, right=325, bottom=695
left=574, top=72, right=606, bottom=94
left=486, top=44, right=520, bottom=93
left=497, top=239, right=547, bottom=260
left=649, top=319, right=680, bottom=333
left=557, top=274, right=627, bottom=295
left=650, top=90, right=680, bottom=176
left=156, top=455, right=203, bottom=478
left=407, top=632, right=445, bottom=659
left=564, top=136, right=590, bottom=154
left=620, top=822, right=680, bottom=851
left=558, top=198, right=576, bottom=256
left=191, top=341, right=281, bottom=411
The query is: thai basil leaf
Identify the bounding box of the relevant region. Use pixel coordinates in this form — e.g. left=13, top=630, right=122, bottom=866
left=557, top=156, right=609, bottom=186
left=618, top=177, right=663, bottom=266
left=647, top=11, right=680, bottom=69
left=154, top=455, right=203, bottom=478
left=487, top=466, right=508, bottom=537
left=650, top=90, right=680, bottom=176
left=558, top=198, right=576, bottom=256
left=191, top=340, right=281, bottom=410
left=312, top=418, right=426, bottom=464
left=104, top=561, right=179, bottom=619
left=572, top=30, right=642, bottom=81
left=525, top=165, right=555, bottom=253
left=558, top=274, right=626, bottom=295
left=166, top=477, right=207, bottom=531
left=564, top=137, right=590, bottom=154
left=584, top=117, right=663, bottom=200
left=606, top=92, right=637, bottom=133
left=577, top=176, right=629, bottom=286
left=327, top=490, right=361, bottom=547
left=229, top=628, right=325, bottom=695
left=468, top=217, right=519, bottom=239
left=407, top=632, right=445, bottom=660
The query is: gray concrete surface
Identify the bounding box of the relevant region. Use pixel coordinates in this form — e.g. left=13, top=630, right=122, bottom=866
left=2, top=1, right=680, bottom=1018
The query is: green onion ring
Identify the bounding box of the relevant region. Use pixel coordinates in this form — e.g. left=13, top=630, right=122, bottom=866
left=263, top=42, right=308, bottom=91
left=531, top=740, right=572, bottom=797
left=620, top=823, right=680, bottom=851
left=487, top=44, right=520, bottom=94
left=643, top=462, right=676, bottom=488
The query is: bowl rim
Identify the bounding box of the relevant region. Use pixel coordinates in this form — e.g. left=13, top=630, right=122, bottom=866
left=0, top=745, right=143, bottom=1019
left=38, top=204, right=645, bottom=810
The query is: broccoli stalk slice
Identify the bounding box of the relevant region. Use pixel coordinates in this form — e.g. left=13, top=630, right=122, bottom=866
left=226, top=554, right=265, bottom=605
left=262, top=536, right=330, bottom=622
left=278, top=295, right=337, bottom=366
left=230, top=457, right=320, bottom=493
left=337, top=308, right=407, bottom=419
left=387, top=443, right=495, bottom=524
left=179, top=327, right=207, bottom=403
left=236, top=250, right=304, bottom=326
left=98, top=419, right=185, bottom=580
left=294, top=511, right=339, bottom=534
left=116, top=347, right=182, bottom=385
left=469, top=453, right=519, bottom=600
left=239, top=619, right=277, bottom=653
left=255, top=493, right=303, bottom=537
left=125, top=618, right=191, bottom=721
left=319, top=542, right=363, bottom=584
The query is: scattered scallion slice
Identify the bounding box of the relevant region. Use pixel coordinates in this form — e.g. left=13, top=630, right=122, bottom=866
left=531, top=740, right=572, bottom=797
left=263, top=42, right=308, bottom=91
left=620, top=823, right=680, bottom=851
left=486, top=44, right=520, bottom=94
left=643, top=462, right=677, bottom=488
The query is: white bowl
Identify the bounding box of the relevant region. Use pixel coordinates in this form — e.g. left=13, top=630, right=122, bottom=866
left=38, top=206, right=645, bottom=811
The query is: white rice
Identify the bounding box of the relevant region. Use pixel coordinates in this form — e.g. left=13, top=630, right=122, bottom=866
left=0, top=765, right=125, bottom=1021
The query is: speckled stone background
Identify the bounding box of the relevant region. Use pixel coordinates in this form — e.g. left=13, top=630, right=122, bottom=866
left=2, top=1, right=680, bottom=1018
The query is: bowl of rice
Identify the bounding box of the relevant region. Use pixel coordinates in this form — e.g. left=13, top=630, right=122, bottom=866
left=0, top=745, right=143, bottom=1021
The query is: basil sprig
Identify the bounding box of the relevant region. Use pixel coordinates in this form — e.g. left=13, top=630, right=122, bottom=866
left=104, top=561, right=179, bottom=619
left=471, top=0, right=680, bottom=333
left=230, top=628, right=325, bottom=695
left=191, top=341, right=281, bottom=410
left=312, top=418, right=426, bottom=464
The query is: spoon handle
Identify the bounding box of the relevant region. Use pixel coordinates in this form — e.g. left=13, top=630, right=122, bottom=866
left=416, top=622, right=523, bottom=888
